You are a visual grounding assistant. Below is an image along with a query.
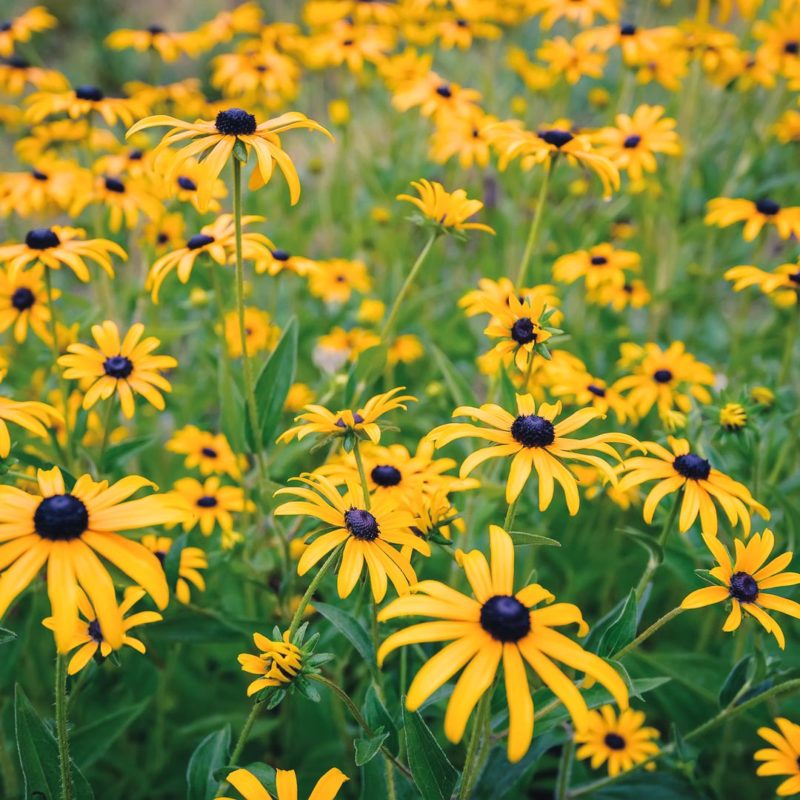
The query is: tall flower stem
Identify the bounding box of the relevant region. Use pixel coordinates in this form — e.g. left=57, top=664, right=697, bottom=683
left=779, top=302, right=799, bottom=386
left=287, top=545, right=342, bottom=640
left=634, top=495, right=680, bottom=600
left=503, top=497, right=519, bottom=531
left=611, top=606, right=684, bottom=661
left=458, top=689, right=492, bottom=800
left=231, top=158, right=268, bottom=496
left=555, top=734, right=575, bottom=800
left=353, top=439, right=371, bottom=510
left=215, top=700, right=262, bottom=797
left=380, top=231, right=438, bottom=341
left=515, top=158, right=552, bottom=290
left=55, top=654, right=74, bottom=800
left=97, top=397, right=115, bottom=470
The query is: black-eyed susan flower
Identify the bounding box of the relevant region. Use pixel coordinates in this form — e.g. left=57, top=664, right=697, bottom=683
left=147, top=214, right=272, bottom=301
left=388, top=333, right=424, bottom=366
left=308, top=259, right=371, bottom=304
left=574, top=705, right=660, bottom=777
left=378, top=526, right=629, bottom=762
left=25, top=84, right=147, bottom=127
left=0, top=6, right=57, bottom=57
left=528, top=0, right=620, bottom=29
left=549, top=368, right=633, bottom=424
left=43, top=586, right=162, bottom=675
left=223, top=307, right=280, bottom=359
left=705, top=197, right=800, bottom=241
left=72, top=173, right=164, bottom=234
left=170, top=477, right=251, bottom=537
left=0, top=263, right=54, bottom=344
left=0, top=226, right=126, bottom=282
left=167, top=425, right=243, bottom=479
left=158, top=152, right=227, bottom=213
left=198, top=2, right=264, bottom=44
left=751, top=386, right=776, bottom=408
left=725, top=262, right=800, bottom=306
left=278, top=387, right=415, bottom=447
left=255, top=247, right=318, bottom=277
left=483, top=294, right=559, bottom=370
left=275, top=474, right=427, bottom=601
left=0, top=159, right=85, bottom=218
left=0, top=394, right=61, bottom=458
left=126, top=108, right=330, bottom=206
left=427, top=393, right=638, bottom=509
left=459, top=278, right=562, bottom=323
left=0, top=467, right=185, bottom=651
left=211, top=48, right=300, bottom=110
left=618, top=437, right=769, bottom=536
left=219, top=767, right=348, bottom=800
left=391, top=72, right=482, bottom=122
left=307, top=19, right=396, bottom=73
left=59, top=321, right=176, bottom=419
left=553, top=243, right=640, bottom=290
left=397, top=179, right=495, bottom=237
left=755, top=718, right=800, bottom=796
left=429, top=108, right=497, bottom=169
left=612, top=342, right=714, bottom=419
left=105, top=25, right=203, bottom=62
left=589, top=279, right=651, bottom=311
left=0, top=57, right=68, bottom=95
left=537, top=36, right=607, bottom=85
left=719, top=402, right=748, bottom=432
left=238, top=630, right=303, bottom=697
left=141, top=534, right=207, bottom=605
left=682, top=530, right=799, bottom=648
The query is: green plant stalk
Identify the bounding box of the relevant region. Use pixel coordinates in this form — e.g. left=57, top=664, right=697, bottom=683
left=458, top=690, right=492, bottom=800
left=96, top=397, right=116, bottom=470
left=380, top=231, right=438, bottom=341
left=568, top=677, right=800, bottom=798
left=779, top=302, right=799, bottom=386
left=634, top=495, right=680, bottom=600
left=215, top=700, right=262, bottom=797
left=555, top=734, right=575, bottom=800
left=353, top=439, right=372, bottom=510
left=309, top=673, right=413, bottom=780
left=55, top=654, right=74, bottom=800
left=515, top=157, right=552, bottom=289
left=503, top=496, right=519, bottom=531
left=287, top=545, right=342, bottom=640
left=612, top=606, right=685, bottom=661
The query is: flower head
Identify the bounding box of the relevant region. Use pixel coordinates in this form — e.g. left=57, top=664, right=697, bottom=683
left=705, top=197, right=800, bottom=241
left=725, top=262, right=800, bottom=306
left=166, top=425, right=243, bottom=479
left=397, top=179, right=494, bottom=237
left=0, top=394, right=61, bottom=457
left=755, top=718, right=800, bottom=797
left=219, top=767, right=348, bottom=800
left=484, top=294, right=560, bottom=371
left=141, top=534, right=207, bottom=604
left=170, top=477, right=251, bottom=537
left=238, top=629, right=304, bottom=697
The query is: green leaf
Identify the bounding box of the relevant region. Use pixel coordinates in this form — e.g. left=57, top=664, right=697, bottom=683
left=71, top=699, right=150, bottom=768
left=354, top=344, right=388, bottom=384
left=164, top=534, right=188, bottom=595
left=498, top=365, right=518, bottom=411
left=429, top=344, right=476, bottom=407
left=509, top=531, right=561, bottom=548
left=219, top=357, right=245, bottom=453
left=693, top=569, right=718, bottom=586
left=363, top=683, right=399, bottom=754
left=186, top=725, right=231, bottom=800
left=232, top=138, right=248, bottom=163
left=354, top=726, right=389, bottom=766
left=13, top=449, right=77, bottom=487
left=597, top=590, right=638, bottom=658
left=0, top=626, right=16, bottom=645
left=719, top=655, right=755, bottom=708
left=14, top=684, right=95, bottom=800
left=246, top=317, right=298, bottom=449
left=313, top=601, right=377, bottom=677
left=99, top=435, right=154, bottom=472
left=616, top=526, right=664, bottom=564
left=402, top=704, right=458, bottom=800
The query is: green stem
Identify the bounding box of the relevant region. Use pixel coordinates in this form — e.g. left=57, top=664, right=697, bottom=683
left=96, top=397, right=115, bottom=471
left=779, top=302, right=799, bottom=386
left=215, top=700, right=262, bottom=797
left=555, top=733, right=575, bottom=800
left=353, top=439, right=371, bottom=510
left=503, top=497, right=519, bottom=531
left=55, top=654, right=73, bottom=800
left=309, top=674, right=413, bottom=781
left=568, top=678, right=800, bottom=798
left=612, top=607, right=684, bottom=661
left=287, top=545, right=341, bottom=640
left=458, top=690, right=492, bottom=800
left=515, top=158, right=552, bottom=289
left=634, top=495, right=680, bottom=600
left=380, top=232, right=438, bottom=341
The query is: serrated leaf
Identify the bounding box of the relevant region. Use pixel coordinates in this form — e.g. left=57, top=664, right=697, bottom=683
left=314, top=601, right=377, bottom=677
left=354, top=726, right=389, bottom=766
left=597, top=590, right=638, bottom=658
left=402, top=704, right=458, bottom=800
left=186, top=725, right=231, bottom=800
left=509, top=531, right=561, bottom=548
left=429, top=344, right=477, bottom=407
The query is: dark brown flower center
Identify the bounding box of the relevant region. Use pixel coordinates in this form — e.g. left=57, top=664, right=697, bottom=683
left=480, top=595, right=530, bottom=642
left=673, top=453, right=711, bottom=480
left=215, top=107, right=257, bottom=136
left=729, top=571, right=758, bottom=603
left=653, top=369, right=673, bottom=383
left=756, top=198, right=780, bottom=216
left=371, top=465, right=402, bottom=487
left=511, top=317, right=537, bottom=345
left=511, top=414, right=555, bottom=447
left=201, top=446, right=218, bottom=458
left=344, top=508, right=379, bottom=541
left=587, top=384, right=606, bottom=397
left=34, top=495, right=89, bottom=540
left=103, top=355, right=133, bottom=379
left=88, top=618, right=103, bottom=643
left=604, top=733, right=626, bottom=750
left=539, top=129, right=573, bottom=148
left=187, top=233, right=215, bottom=250
left=177, top=176, right=197, bottom=191
left=196, top=495, right=218, bottom=508
left=75, top=85, right=104, bottom=101
left=271, top=248, right=291, bottom=261
left=104, top=176, right=125, bottom=193
left=11, top=287, right=35, bottom=311
left=623, top=134, right=642, bottom=149
left=25, top=227, right=60, bottom=250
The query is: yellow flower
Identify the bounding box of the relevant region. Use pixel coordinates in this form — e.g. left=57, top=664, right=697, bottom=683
left=528, top=0, right=620, bottom=29
left=166, top=425, right=243, bottom=479
left=755, top=718, right=800, bottom=796
left=211, top=49, right=300, bottom=109
left=0, top=6, right=57, bottom=57
left=0, top=394, right=61, bottom=457
left=308, top=259, right=371, bottom=303
left=238, top=630, right=303, bottom=696
left=429, top=109, right=496, bottom=169
left=618, top=436, right=769, bottom=536
left=127, top=108, right=330, bottom=207
left=751, top=386, right=775, bottom=408
left=719, top=402, right=748, bottom=431
left=705, top=197, right=800, bottom=241
left=275, top=474, right=427, bottom=601
left=285, top=383, right=315, bottom=413
left=588, top=279, right=651, bottom=311
left=378, top=526, right=629, bottom=762
left=549, top=368, right=633, bottom=424
left=224, top=307, right=280, bottom=359
left=141, top=534, right=207, bottom=605
left=0, top=467, right=184, bottom=651
left=427, top=393, right=637, bottom=509
left=575, top=706, right=660, bottom=777
left=397, top=179, right=495, bottom=235
left=483, top=294, right=556, bottom=371
left=105, top=26, right=203, bottom=62
left=170, top=477, right=251, bottom=536
left=0, top=226, right=126, bottom=283
left=25, top=84, right=147, bottom=127
left=43, top=586, right=162, bottom=675
left=255, top=247, right=318, bottom=277
left=388, top=334, right=424, bottom=366
left=59, top=321, right=176, bottom=419
left=725, top=262, right=800, bottom=306
left=0, top=263, right=56, bottom=344
left=682, top=529, right=799, bottom=649
left=219, top=767, right=348, bottom=800
left=72, top=173, right=164, bottom=234
left=537, top=36, right=607, bottom=85
left=358, top=298, right=386, bottom=323
left=328, top=98, right=350, bottom=126
left=391, top=72, right=482, bottom=122
left=0, top=58, right=67, bottom=96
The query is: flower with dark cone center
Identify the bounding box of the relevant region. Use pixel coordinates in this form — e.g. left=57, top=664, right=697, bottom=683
left=785, top=41, right=799, bottom=55
left=344, top=508, right=380, bottom=541
left=539, top=129, right=573, bottom=148
left=201, top=446, right=218, bottom=458
left=587, top=383, right=606, bottom=398
left=128, top=149, right=144, bottom=161
left=177, top=176, right=197, bottom=191
left=480, top=595, right=531, bottom=642
left=511, top=414, right=555, bottom=448
left=34, top=494, right=89, bottom=541
left=590, top=255, right=608, bottom=266
left=88, top=618, right=103, bottom=644
left=215, top=108, right=257, bottom=136
left=789, top=272, right=800, bottom=285
left=271, top=248, right=291, bottom=261
left=147, top=24, right=165, bottom=35
left=196, top=495, right=218, bottom=508
left=11, top=287, right=35, bottom=311
left=103, top=355, right=134, bottom=379
left=371, top=465, right=402, bottom=487
left=75, top=85, right=104, bottom=102
left=187, top=233, right=215, bottom=250
left=623, top=283, right=634, bottom=294
left=104, top=176, right=125, bottom=193
left=604, top=733, right=626, bottom=751
left=25, top=227, right=60, bottom=250
left=0, top=22, right=12, bottom=32
left=653, top=368, right=672, bottom=383
left=673, top=452, right=711, bottom=480
left=31, top=169, right=48, bottom=181
left=623, top=134, right=642, bottom=149
left=154, top=550, right=167, bottom=565
left=729, top=571, right=759, bottom=603
left=756, top=198, right=780, bottom=216
left=435, top=83, right=452, bottom=98
left=511, top=317, right=537, bottom=345
left=620, top=23, right=637, bottom=36
left=335, top=412, right=364, bottom=428
left=456, top=18, right=468, bottom=27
